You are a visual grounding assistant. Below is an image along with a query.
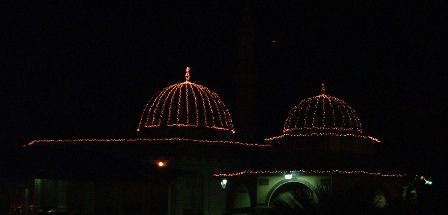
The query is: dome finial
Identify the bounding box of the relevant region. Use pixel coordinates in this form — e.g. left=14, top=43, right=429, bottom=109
left=185, top=66, right=191, bottom=82
left=321, top=83, right=326, bottom=95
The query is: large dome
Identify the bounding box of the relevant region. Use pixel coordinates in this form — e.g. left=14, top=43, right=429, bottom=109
left=137, top=67, right=235, bottom=136
left=283, top=84, right=362, bottom=135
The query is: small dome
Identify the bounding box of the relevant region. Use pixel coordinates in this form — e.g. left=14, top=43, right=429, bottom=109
left=283, top=84, right=362, bottom=135
left=137, top=67, right=235, bottom=136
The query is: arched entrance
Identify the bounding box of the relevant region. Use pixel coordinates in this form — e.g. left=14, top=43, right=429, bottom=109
left=268, top=182, right=317, bottom=214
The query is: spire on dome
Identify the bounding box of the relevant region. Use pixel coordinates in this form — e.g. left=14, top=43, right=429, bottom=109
left=321, top=83, right=326, bottom=95
left=185, top=67, right=191, bottom=82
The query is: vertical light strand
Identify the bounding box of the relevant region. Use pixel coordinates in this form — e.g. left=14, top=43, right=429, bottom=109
left=322, top=96, right=327, bottom=127
left=206, top=90, right=224, bottom=128
left=176, top=83, right=183, bottom=124
left=345, top=102, right=362, bottom=133
left=188, top=83, right=199, bottom=126
left=166, top=84, right=180, bottom=125
left=303, top=97, right=313, bottom=128
left=149, top=86, right=173, bottom=126
left=311, top=96, right=320, bottom=128
left=284, top=102, right=297, bottom=132
left=184, top=83, right=190, bottom=125
left=147, top=89, right=165, bottom=126
left=213, top=92, right=228, bottom=128
left=196, top=86, right=210, bottom=127
left=283, top=105, right=297, bottom=132
left=328, top=97, right=337, bottom=128
left=215, top=92, right=228, bottom=128
left=336, top=97, right=353, bottom=130
left=223, top=105, right=235, bottom=133
left=333, top=96, right=347, bottom=129
left=290, top=100, right=304, bottom=132
left=138, top=89, right=163, bottom=131
left=199, top=86, right=216, bottom=127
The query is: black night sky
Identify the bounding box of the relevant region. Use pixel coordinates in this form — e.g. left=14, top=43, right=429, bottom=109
left=2, top=1, right=447, bottom=182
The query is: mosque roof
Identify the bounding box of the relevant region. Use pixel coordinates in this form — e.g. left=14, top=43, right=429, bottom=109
left=284, top=83, right=362, bottom=135
left=137, top=67, right=235, bottom=138
left=266, top=84, right=379, bottom=142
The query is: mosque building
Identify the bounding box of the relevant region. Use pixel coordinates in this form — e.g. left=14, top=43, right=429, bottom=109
left=2, top=66, right=430, bottom=215
left=0, top=7, right=431, bottom=215
left=215, top=83, right=407, bottom=214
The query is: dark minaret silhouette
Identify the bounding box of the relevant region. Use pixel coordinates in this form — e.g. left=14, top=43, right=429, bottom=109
left=233, top=7, right=258, bottom=142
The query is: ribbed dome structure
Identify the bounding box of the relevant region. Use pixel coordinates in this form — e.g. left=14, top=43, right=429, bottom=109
left=137, top=67, right=235, bottom=136
left=283, top=84, right=362, bottom=135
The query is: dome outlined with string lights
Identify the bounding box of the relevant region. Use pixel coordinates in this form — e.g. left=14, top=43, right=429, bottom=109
left=283, top=84, right=363, bottom=135
left=137, top=67, right=235, bottom=137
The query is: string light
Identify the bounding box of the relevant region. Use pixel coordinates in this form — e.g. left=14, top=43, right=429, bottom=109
left=25, top=138, right=270, bottom=147
left=213, top=169, right=412, bottom=178
left=419, top=176, right=432, bottom=185
left=265, top=133, right=380, bottom=142
left=321, top=84, right=326, bottom=128
left=283, top=84, right=363, bottom=134
left=137, top=67, right=235, bottom=134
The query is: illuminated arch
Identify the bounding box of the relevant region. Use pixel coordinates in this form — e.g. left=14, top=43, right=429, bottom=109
left=266, top=179, right=317, bottom=210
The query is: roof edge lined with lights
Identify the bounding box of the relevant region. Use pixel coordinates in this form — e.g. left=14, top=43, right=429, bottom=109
left=213, top=169, right=411, bottom=178
left=25, top=138, right=271, bottom=148
left=264, top=133, right=380, bottom=142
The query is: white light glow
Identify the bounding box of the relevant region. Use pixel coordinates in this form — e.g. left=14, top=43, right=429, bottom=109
left=221, top=179, right=228, bottom=188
